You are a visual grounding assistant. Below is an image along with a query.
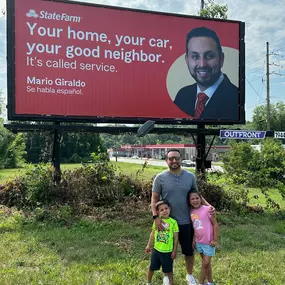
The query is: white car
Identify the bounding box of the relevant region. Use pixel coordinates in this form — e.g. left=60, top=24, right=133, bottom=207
left=181, top=160, right=196, bottom=167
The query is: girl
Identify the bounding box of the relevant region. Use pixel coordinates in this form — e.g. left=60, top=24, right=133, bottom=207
left=188, top=191, right=219, bottom=285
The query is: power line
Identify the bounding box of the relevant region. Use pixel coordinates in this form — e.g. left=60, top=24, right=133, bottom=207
left=246, top=77, right=265, bottom=101
left=246, top=56, right=266, bottom=67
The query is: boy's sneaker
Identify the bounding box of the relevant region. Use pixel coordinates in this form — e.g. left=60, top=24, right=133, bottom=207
left=163, top=276, right=170, bottom=285
left=186, top=274, right=197, bottom=285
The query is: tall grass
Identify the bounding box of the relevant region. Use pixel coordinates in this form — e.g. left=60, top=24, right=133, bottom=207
left=0, top=206, right=284, bottom=284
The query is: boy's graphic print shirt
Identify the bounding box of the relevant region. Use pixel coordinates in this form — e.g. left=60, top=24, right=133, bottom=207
left=152, top=217, right=179, bottom=253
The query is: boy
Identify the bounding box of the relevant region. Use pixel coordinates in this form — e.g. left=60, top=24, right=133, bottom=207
left=145, top=200, right=179, bottom=285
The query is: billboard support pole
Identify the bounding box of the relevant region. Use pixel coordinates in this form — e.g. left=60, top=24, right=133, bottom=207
left=52, top=122, right=61, bottom=184
left=196, top=124, right=206, bottom=179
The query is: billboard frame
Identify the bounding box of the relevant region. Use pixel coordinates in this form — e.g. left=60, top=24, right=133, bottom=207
left=7, top=0, right=245, bottom=125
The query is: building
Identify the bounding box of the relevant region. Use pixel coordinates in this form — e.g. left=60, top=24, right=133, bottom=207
left=108, top=144, right=230, bottom=161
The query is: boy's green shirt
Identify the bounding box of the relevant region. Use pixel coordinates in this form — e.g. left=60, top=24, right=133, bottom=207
left=152, top=217, right=179, bottom=253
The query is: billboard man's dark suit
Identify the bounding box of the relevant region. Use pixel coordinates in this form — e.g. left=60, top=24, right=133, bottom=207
left=174, top=75, right=239, bottom=121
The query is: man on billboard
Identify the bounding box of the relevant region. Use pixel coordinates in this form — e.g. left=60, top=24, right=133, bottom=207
left=174, top=27, right=239, bottom=120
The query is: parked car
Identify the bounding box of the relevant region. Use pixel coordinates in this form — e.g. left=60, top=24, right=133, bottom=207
left=181, top=160, right=196, bottom=167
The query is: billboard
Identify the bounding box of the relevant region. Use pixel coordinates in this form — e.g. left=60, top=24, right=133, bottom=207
left=7, top=0, right=245, bottom=124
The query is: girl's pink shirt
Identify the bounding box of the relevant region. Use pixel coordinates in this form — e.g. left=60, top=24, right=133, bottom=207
left=190, top=205, right=213, bottom=244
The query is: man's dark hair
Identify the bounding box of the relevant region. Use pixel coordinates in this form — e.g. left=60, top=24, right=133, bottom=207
left=155, top=199, right=171, bottom=211
left=166, top=149, right=181, bottom=156
left=186, top=26, right=222, bottom=55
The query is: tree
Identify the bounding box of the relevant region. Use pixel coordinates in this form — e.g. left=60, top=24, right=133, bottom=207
left=222, top=141, right=256, bottom=183
left=0, top=120, right=27, bottom=169
left=222, top=138, right=285, bottom=204
left=24, top=129, right=106, bottom=163
left=199, top=0, right=228, bottom=19
left=252, top=102, right=285, bottom=131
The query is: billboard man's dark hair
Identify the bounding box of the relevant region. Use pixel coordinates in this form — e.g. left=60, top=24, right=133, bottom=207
left=186, top=26, right=222, bottom=55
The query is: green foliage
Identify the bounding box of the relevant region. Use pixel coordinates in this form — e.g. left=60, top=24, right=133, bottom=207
left=199, top=0, right=228, bottom=19
left=32, top=205, right=73, bottom=225
left=24, top=128, right=106, bottom=163
left=0, top=122, right=26, bottom=169
left=0, top=206, right=24, bottom=232
left=5, top=133, right=27, bottom=168
left=197, top=177, right=249, bottom=212
left=223, top=139, right=285, bottom=186
left=69, top=153, right=82, bottom=163
left=252, top=102, right=285, bottom=131
left=222, top=141, right=256, bottom=183
left=0, top=163, right=152, bottom=213
left=222, top=138, right=285, bottom=208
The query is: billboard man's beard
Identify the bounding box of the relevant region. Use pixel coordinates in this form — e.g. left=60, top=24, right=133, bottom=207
left=191, top=68, right=222, bottom=89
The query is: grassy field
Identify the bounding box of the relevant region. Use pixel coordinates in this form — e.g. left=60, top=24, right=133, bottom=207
left=0, top=162, right=284, bottom=284
left=0, top=162, right=166, bottom=184
left=0, top=204, right=284, bottom=284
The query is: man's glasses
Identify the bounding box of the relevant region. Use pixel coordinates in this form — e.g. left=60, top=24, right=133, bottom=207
left=167, top=156, right=181, bottom=161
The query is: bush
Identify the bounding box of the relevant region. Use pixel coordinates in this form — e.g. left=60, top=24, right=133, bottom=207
left=0, top=162, right=252, bottom=215
left=197, top=178, right=248, bottom=212
left=69, top=153, right=82, bottom=163
left=0, top=162, right=152, bottom=214
left=223, top=139, right=285, bottom=188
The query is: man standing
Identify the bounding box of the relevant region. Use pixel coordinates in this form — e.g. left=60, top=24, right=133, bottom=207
left=174, top=26, right=239, bottom=120
left=151, top=149, right=213, bottom=285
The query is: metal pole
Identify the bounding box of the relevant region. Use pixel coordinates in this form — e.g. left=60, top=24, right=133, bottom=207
left=196, top=124, right=206, bottom=179
left=266, top=41, right=270, bottom=131
left=52, top=122, right=61, bottom=184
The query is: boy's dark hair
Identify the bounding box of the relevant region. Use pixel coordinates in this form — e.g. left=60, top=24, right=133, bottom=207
left=155, top=199, right=171, bottom=211
left=185, top=26, right=222, bottom=55
left=166, top=149, right=181, bottom=156
left=187, top=190, right=202, bottom=205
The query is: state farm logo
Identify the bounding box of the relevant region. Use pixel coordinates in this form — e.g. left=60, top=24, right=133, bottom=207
left=26, top=9, right=39, bottom=18
left=26, top=9, right=81, bottom=22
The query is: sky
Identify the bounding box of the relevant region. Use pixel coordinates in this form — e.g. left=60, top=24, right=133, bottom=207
left=0, top=0, right=285, bottom=122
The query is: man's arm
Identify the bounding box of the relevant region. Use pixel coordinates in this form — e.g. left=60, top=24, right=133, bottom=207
left=151, top=191, right=160, bottom=216
left=151, top=192, right=164, bottom=231
left=191, top=174, right=215, bottom=214
left=151, top=175, right=164, bottom=231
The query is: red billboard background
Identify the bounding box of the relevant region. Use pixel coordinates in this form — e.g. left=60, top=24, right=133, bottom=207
left=7, top=0, right=245, bottom=124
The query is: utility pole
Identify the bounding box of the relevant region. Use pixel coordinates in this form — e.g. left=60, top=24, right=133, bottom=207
left=201, top=0, right=205, bottom=10
left=266, top=41, right=271, bottom=131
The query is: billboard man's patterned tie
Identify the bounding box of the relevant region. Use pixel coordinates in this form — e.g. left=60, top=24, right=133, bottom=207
left=194, top=92, right=208, bottom=119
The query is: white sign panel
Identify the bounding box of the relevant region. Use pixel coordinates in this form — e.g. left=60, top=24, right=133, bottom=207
left=274, top=132, right=285, bottom=139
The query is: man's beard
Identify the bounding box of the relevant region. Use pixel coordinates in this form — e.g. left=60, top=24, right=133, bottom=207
left=168, top=163, right=181, bottom=170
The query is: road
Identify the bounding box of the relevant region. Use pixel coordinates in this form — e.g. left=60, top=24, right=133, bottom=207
left=110, top=157, right=224, bottom=172
left=110, top=157, right=166, bottom=167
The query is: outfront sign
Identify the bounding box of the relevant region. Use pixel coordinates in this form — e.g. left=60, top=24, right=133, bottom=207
left=220, top=130, right=266, bottom=139
left=7, top=0, right=245, bottom=124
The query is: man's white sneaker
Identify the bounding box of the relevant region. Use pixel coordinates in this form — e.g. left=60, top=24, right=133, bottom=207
left=163, top=276, right=170, bottom=285
left=186, top=274, right=197, bottom=285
